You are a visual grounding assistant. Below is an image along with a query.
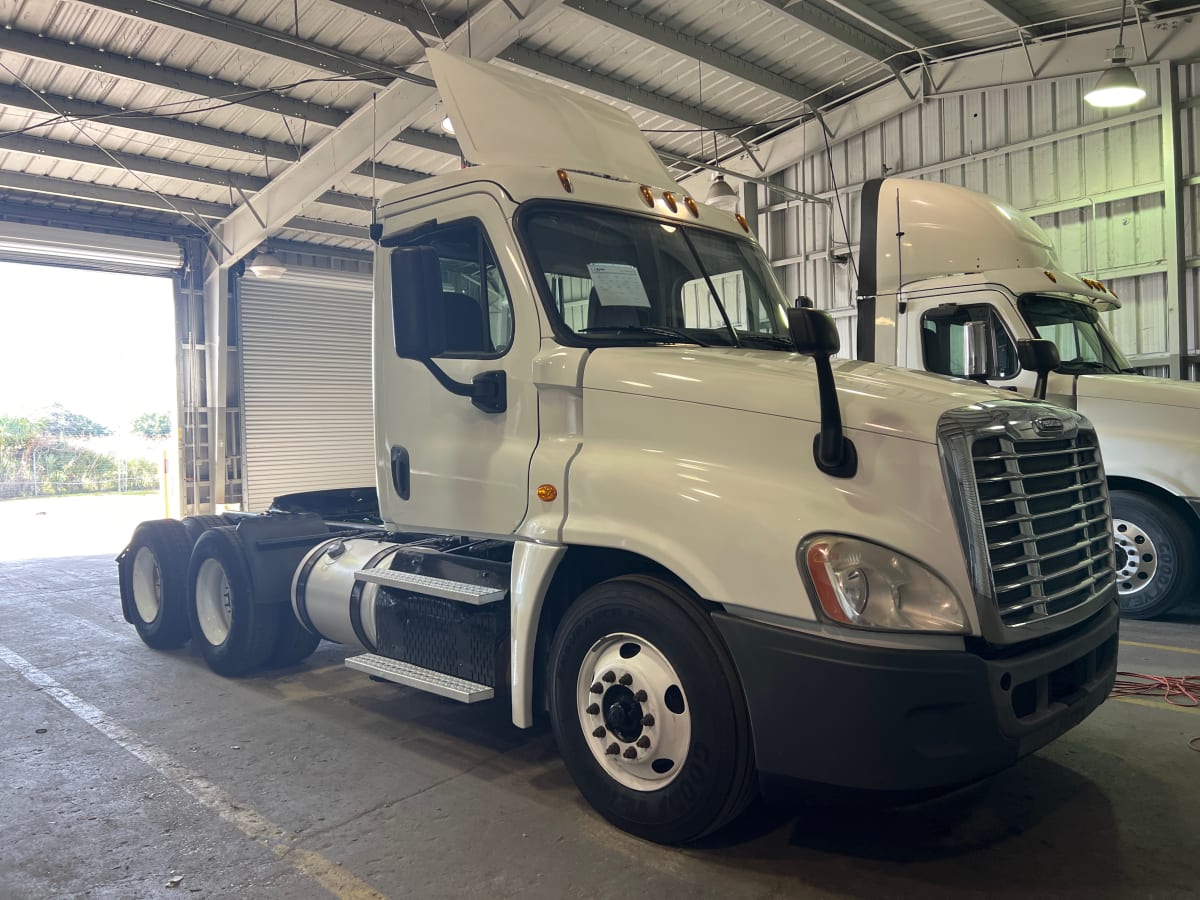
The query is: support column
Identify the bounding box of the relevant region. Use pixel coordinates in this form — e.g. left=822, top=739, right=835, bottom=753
left=1161, top=60, right=1186, bottom=380
left=202, top=254, right=231, bottom=511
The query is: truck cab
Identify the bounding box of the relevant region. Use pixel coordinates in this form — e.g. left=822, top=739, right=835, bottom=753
left=119, top=52, right=1120, bottom=845
left=858, top=177, right=1200, bottom=619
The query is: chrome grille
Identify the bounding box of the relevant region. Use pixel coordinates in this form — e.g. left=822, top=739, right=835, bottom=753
left=971, top=430, right=1114, bottom=626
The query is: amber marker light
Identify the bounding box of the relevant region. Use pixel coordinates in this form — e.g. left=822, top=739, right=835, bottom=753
left=557, top=169, right=573, bottom=193
left=805, top=542, right=851, bottom=624
left=735, top=213, right=750, bottom=233
left=1044, top=271, right=1057, bottom=283
left=662, top=191, right=678, bottom=212
left=683, top=196, right=699, bottom=217
left=639, top=185, right=655, bottom=207
left=537, top=484, right=558, bottom=502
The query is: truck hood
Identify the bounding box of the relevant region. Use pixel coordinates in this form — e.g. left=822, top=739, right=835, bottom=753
left=1075, top=373, right=1200, bottom=409
left=583, top=347, right=1022, bottom=444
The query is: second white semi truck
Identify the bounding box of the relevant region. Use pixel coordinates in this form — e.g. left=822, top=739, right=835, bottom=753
left=117, top=52, right=1119, bottom=844
left=851, top=177, right=1200, bottom=620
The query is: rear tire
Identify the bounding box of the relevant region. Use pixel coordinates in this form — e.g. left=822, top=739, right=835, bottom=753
left=1110, top=491, right=1196, bottom=619
left=266, top=616, right=322, bottom=668
left=547, top=575, right=756, bottom=844
left=187, top=527, right=282, bottom=676
left=123, top=519, right=192, bottom=650
left=181, top=515, right=229, bottom=547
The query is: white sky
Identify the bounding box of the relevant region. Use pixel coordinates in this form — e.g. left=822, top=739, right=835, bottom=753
left=0, top=261, right=176, bottom=432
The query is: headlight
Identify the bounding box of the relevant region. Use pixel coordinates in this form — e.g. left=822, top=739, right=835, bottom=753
left=800, top=535, right=969, bottom=633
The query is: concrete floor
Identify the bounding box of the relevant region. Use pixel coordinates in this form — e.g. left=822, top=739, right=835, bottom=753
left=2, top=553, right=1198, bottom=900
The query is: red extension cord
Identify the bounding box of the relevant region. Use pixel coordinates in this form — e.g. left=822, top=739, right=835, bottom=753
left=1110, top=672, right=1200, bottom=752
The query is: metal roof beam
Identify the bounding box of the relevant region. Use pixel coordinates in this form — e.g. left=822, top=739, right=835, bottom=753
left=0, top=83, right=423, bottom=184
left=0, top=28, right=457, bottom=157
left=562, top=0, right=820, bottom=104
left=80, top=0, right=432, bottom=87
left=0, top=133, right=372, bottom=210
left=974, top=0, right=1040, bottom=32
left=499, top=46, right=743, bottom=131
left=327, top=1, right=749, bottom=130
left=0, top=170, right=365, bottom=240
left=821, top=0, right=936, bottom=53
left=213, top=0, right=566, bottom=266
left=747, top=0, right=908, bottom=63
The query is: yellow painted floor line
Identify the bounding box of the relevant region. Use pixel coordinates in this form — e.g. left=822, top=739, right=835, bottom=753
left=1112, top=696, right=1200, bottom=717
left=0, top=643, right=387, bottom=900
left=1119, top=639, right=1200, bottom=657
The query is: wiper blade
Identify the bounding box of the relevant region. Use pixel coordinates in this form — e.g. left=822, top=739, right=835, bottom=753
left=1058, top=358, right=1114, bottom=374
left=578, top=325, right=710, bottom=346
left=737, top=333, right=795, bottom=349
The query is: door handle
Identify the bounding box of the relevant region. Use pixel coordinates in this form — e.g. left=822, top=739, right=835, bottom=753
left=390, top=446, right=410, bottom=500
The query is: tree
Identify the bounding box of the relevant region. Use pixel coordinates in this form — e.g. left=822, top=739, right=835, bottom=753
left=45, top=404, right=110, bottom=438
left=131, top=412, right=171, bottom=440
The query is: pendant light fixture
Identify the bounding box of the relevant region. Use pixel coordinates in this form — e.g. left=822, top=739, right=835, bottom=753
left=1085, top=0, right=1145, bottom=109
left=248, top=246, right=287, bottom=279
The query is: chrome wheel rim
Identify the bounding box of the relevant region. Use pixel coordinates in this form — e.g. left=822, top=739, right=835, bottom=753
left=575, top=632, right=691, bottom=791
left=1114, top=518, right=1157, bottom=595
left=131, top=547, right=162, bottom=624
left=194, top=558, right=233, bottom=645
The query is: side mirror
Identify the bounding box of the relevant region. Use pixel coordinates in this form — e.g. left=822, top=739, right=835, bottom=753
left=1017, top=338, right=1060, bottom=400
left=787, top=308, right=857, bottom=478
left=961, top=319, right=991, bottom=379
left=794, top=295, right=814, bottom=310
left=391, top=245, right=446, bottom=359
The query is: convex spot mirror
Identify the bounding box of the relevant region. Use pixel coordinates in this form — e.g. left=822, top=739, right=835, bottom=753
left=391, top=245, right=447, bottom=360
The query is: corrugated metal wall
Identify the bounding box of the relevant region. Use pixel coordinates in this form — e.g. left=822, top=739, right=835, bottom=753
left=238, top=267, right=375, bottom=512
left=760, top=63, right=1198, bottom=377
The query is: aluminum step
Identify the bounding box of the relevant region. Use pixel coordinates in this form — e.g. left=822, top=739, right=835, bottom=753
left=345, top=654, right=494, bottom=703
left=354, top=568, right=507, bottom=605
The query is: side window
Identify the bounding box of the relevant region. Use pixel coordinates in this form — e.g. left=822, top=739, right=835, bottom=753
left=920, top=304, right=1019, bottom=379
left=419, top=220, right=514, bottom=357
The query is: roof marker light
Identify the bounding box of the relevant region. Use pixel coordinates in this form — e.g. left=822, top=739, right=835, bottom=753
left=735, top=213, right=750, bottom=233
left=556, top=169, right=573, bottom=193
left=1044, top=271, right=1057, bottom=283
left=639, top=185, right=655, bottom=207
left=684, top=196, right=699, bottom=217
left=662, top=191, right=678, bottom=212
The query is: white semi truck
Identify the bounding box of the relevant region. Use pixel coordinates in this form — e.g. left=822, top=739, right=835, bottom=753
left=852, top=177, right=1200, bottom=620
left=117, top=52, right=1119, bottom=844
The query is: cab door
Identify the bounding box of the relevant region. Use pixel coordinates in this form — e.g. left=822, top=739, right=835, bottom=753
left=374, top=195, right=540, bottom=537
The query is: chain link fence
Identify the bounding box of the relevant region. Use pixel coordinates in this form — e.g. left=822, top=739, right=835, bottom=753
left=0, top=442, right=161, bottom=500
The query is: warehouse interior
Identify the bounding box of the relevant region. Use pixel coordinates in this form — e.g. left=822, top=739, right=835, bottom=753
left=2, top=1, right=1199, bottom=897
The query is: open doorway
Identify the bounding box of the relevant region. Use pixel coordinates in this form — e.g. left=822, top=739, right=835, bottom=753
left=0, top=261, right=177, bottom=561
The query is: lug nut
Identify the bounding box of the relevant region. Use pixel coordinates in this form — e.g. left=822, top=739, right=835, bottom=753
left=641, top=714, right=654, bottom=727
left=586, top=703, right=600, bottom=715
left=618, top=673, right=632, bottom=686
left=605, top=743, right=620, bottom=755
left=602, top=671, right=616, bottom=683
left=635, top=690, right=647, bottom=702
left=590, top=682, right=603, bottom=694
left=593, top=726, right=607, bottom=738
left=622, top=746, right=638, bottom=759
left=636, top=736, right=651, bottom=749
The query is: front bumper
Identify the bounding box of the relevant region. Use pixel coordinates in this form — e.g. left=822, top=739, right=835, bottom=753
left=712, top=601, right=1118, bottom=794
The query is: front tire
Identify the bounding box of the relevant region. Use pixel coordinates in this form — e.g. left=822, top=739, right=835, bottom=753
left=547, top=576, right=756, bottom=844
left=1110, top=490, right=1196, bottom=619
left=123, top=519, right=192, bottom=650
left=187, top=527, right=282, bottom=676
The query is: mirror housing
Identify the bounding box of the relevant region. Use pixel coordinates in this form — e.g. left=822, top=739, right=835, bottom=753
left=961, top=319, right=991, bottom=379
left=391, top=245, right=447, bottom=359
left=1017, top=338, right=1060, bottom=400
left=787, top=307, right=857, bottom=479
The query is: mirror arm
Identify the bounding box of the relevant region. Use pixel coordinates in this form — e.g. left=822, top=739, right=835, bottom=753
left=811, top=353, right=858, bottom=478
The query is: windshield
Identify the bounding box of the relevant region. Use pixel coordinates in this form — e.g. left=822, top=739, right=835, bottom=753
left=520, top=203, right=791, bottom=348
left=1017, top=294, right=1135, bottom=375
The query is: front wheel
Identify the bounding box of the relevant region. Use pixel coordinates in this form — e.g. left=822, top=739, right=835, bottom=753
left=547, top=576, right=756, bottom=844
left=1110, top=490, right=1197, bottom=619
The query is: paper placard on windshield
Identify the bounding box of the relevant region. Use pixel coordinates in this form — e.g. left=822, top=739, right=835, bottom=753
left=587, top=263, right=651, bottom=309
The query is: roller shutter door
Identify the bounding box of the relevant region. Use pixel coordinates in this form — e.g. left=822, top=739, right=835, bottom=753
left=239, top=268, right=375, bottom=511
left=0, top=221, right=182, bottom=276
